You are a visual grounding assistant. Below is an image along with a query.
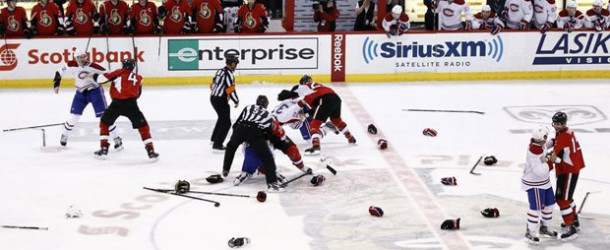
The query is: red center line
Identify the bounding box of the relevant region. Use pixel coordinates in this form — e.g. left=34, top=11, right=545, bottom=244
left=336, top=84, right=471, bottom=250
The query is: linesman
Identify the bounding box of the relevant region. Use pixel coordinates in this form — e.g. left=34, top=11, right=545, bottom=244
left=222, top=95, right=286, bottom=192
left=210, top=56, right=239, bottom=152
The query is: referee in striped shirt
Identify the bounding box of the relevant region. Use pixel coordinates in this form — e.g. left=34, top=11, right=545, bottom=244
left=222, top=95, right=285, bottom=192
left=210, top=56, right=240, bottom=152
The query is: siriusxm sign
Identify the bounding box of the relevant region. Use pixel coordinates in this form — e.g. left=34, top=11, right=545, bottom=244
left=362, top=36, right=504, bottom=64
left=534, top=33, right=610, bottom=65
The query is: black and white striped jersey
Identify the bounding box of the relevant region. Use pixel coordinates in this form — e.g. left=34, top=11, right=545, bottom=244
left=211, top=66, right=239, bottom=104
left=236, top=104, right=272, bottom=130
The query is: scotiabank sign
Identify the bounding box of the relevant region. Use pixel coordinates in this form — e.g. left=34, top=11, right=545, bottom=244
left=28, top=47, right=145, bottom=65
left=0, top=44, right=21, bottom=71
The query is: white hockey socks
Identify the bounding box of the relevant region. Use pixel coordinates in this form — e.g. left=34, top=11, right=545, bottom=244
left=109, top=124, right=119, bottom=140
left=527, top=209, right=541, bottom=236
left=62, top=114, right=81, bottom=136
left=541, top=206, right=553, bottom=226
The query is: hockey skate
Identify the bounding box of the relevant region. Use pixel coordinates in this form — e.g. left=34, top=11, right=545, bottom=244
left=346, top=134, right=357, bottom=144
left=525, top=228, right=540, bottom=245
left=539, top=225, right=558, bottom=238
left=212, top=145, right=226, bottom=154
left=322, top=121, right=340, bottom=135
left=60, top=134, right=68, bottom=146
left=560, top=225, right=578, bottom=241
left=233, top=172, right=252, bottom=186
left=113, top=136, right=124, bottom=151
left=94, top=146, right=109, bottom=160
left=276, top=172, right=287, bottom=185
left=146, top=146, right=159, bottom=161
left=267, top=181, right=286, bottom=193
left=304, top=145, right=321, bottom=156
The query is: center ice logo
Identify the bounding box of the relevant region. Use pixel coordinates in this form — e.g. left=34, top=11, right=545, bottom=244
left=504, top=105, right=607, bottom=125
left=362, top=36, right=504, bottom=64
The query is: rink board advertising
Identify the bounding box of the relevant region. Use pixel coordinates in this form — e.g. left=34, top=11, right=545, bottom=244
left=167, top=37, right=320, bottom=71
left=0, top=31, right=608, bottom=83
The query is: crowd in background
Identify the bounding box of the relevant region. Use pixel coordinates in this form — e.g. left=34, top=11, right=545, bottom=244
left=1, top=0, right=609, bottom=38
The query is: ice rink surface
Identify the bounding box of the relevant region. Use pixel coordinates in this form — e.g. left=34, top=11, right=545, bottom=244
left=1, top=80, right=609, bottom=250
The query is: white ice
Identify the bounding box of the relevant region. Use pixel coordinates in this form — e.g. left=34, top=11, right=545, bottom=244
left=0, top=80, right=609, bottom=250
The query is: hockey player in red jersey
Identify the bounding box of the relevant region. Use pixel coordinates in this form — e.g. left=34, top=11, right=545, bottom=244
left=548, top=111, right=585, bottom=241
left=99, top=0, right=129, bottom=34
left=234, top=0, right=269, bottom=33
left=191, top=0, right=223, bottom=33
left=30, top=0, right=63, bottom=36
left=297, top=75, right=356, bottom=155
left=1, top=0, right=32, bottom=38
left=88, top=58, right=159, bottom=160
left=65, top=0, right=99, bottom=36
left=160, top=0, right=191, bottom=34
left=129, top=0, right=159, bottom=34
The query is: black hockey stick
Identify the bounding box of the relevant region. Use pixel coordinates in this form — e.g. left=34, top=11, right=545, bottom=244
left=3, top=123, right=63, bottom=132
left=326, top=165, right=337, bottom=175
left=1, top=225, right=48, bottom=230
left=131, top=33, right=138, bottom=74
left=469, top=156, right=483, bottom=175
left=143, top=187, right=220, bottom=207
left=282, top=172, right=311, bottom=186
left=84, top=30, right=94, bottom=54
left=403, top=109, right=485, bottom=115
left=105, top=32, right=111, bottom=70
left=578, top=191, right=601, bottom=214
left=149, top=188, right=254, bottom=199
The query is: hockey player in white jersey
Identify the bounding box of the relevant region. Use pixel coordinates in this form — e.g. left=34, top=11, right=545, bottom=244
left=495, top=0, right=533, bottom=30
left=521, top=125, right=558, bottom=244
left=382, top=5, right=410, bottom=37
left=472, top=5, right=496, bottom=30
left=585, top=0, right=609, bottom=31
left=557, top=1, right=585, bottom=32
left=53, top=49, right=122, bottom=149
left=435, top=0, right=473, bottom=30
left=531, top=0, right=557, bottom=33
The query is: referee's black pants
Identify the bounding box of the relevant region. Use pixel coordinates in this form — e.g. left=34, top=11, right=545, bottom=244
left=210, top=96, right=231, bottom=148
left=223, top=123, right=277, bottom=184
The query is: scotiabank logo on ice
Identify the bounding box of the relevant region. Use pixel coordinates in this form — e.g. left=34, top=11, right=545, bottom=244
left=0, top=44, right=21, bottom=71
left=362, top=36, right=504, bottom=64
left=534, top=33, right=610, bottom=65
left=28, top=47, right=145, bottom=65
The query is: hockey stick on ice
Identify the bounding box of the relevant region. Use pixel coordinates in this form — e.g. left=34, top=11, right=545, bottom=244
left=1, top=225, right=48, bottom=230
left=3, top=123, right=63, bottom=132
left=283, top=164, right=336, bottom=186
left=282, top=172, right=311, bottom=186
left=578, top=191, right=601, bottom=214
left=403, top=109, right=485, bottom=115
left=469, top=155, right=483, bottom=175
left=143, top=187, right=220, bottom=207
left=148, top=188, right=255, bottom=199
